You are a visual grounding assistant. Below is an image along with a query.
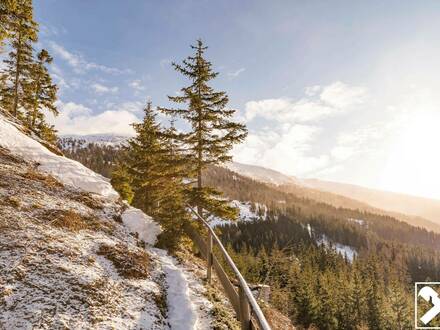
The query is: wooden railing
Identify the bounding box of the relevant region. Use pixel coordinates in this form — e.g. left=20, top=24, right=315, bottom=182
left=185, top=205, right=271, bottom=330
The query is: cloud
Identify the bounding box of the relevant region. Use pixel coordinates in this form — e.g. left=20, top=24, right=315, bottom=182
left=305, top=85, right=321, bottom=96
left=320, top=81, right=366, bottom=108
left=48, top=101, right=140, bottom=136
left=234, top=81, right=369, bottom=177
left=233, top=124, right=330, bottom=176
left=129, top=79, right=146, bottom=91
left=91, top=83, right=119, bottom=94
left=160, top=58, right=172, bottom=68
left=49, top=41, right=131, bottom=75
left=244, top=81, right=367, bottom=123
left=228, top=68, right=245, bottom=78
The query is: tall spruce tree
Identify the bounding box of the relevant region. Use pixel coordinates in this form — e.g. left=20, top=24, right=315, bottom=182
left=114, top=101, right=190, bottom=250
left=159, top=39, right=247, bottom=219
left=125, top=101, right=167, bottom=216
left=27, top=49, right=58, bottom=129
left=1, top=0, right=37, bottom=118
left=0, top=0, right=17, bottom=51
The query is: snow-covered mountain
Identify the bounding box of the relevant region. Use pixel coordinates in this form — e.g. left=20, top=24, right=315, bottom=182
left=225, top=161, right=303, bottom=186
left=58, top=134, right=130, bottom=150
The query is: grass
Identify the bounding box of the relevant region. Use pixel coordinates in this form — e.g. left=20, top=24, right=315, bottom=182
left=21, top=168, right=63, bottom=188
left=97, top=243, right=150, bottom=279
left=43, top=209, right=112, bottom=233
left=1, top=196, right=21, bottom=208
left=72, top=192, right=104, bottom=210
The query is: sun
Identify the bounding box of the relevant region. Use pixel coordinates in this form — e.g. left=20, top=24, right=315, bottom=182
left=379, top=111, right=440, bottom=199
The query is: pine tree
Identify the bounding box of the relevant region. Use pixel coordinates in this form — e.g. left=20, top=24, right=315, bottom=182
left=1, top=0, right=37, bottom=118
left=158, top=39, right=247, bottom=219
left=154, top=121, right=191, bottom=251
left=111, top=161, right=134, bottom=203
left=27, top=49, right=58, bottom=129
left=0, top=0, right=17, bottom=50
left=120, top=101, right=190, bottom=249
left=386, top=277, right=412, bottom=330
left=126, top=101, right=168, bottom=216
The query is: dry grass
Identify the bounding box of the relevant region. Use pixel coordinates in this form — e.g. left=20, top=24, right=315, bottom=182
left=21, top=169, right=63, bottom=188
left=0, top=146, right=25, bottom=165
left=1, top=196, right=21, bottom=208
left=43, top=209, right=112, bottom=233
left=97, top=243, right=150, bottom=279
left=72, top=192, right=104, bottom=210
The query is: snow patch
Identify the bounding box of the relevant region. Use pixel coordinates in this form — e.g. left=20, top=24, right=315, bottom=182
left=0, top=115, right=118, bottom=199
left=122, top=206, right=162, bottom=245
left=209, top=200, right=266, bottom=227
left=317, top=235, right=357, bottom=262
left=152, top=249, right=213, bottom=330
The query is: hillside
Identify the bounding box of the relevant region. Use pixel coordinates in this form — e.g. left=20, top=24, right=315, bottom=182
left=227, top=162, right=440, bottom=232
left=0, top=115, right=220, bottom=329
left=305, top=178, right=440, bottom=226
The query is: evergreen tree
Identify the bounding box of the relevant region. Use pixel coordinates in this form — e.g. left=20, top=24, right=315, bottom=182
left=1, top=0, right=37, bottom=118
left=27, top=49, right=58, bottom=129
left=158, top=39, right=247, bottom=219
left=111, top=161, right=134, bottom=203
left=119, top=101, right=190, bottom=249
left=126, top=101, right=168, bottom=216
left=0, top=1, right=16, bottom=50
left=386, top=277, right=412, bottom=330
left=154, top=121, right=191, bottom=251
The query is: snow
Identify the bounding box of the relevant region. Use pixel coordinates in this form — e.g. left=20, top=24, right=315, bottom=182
left=304, top=223, right=357, bottom=262
left=58, top=134, right=129, bottom=150
left=0, top=115, right=161, bottom=246
left=152, top=249, right=213, bottom=330
left=317, top=235, right=357, bottom=262
left=225, top=161, right=301, bottom=186
left=347, top=218, right=365, bottom=226
left=209, top=200, right=266, bottom=227
left=0, top=116, right=118, bottom=199
left=122, top=206, right=161, bottom=245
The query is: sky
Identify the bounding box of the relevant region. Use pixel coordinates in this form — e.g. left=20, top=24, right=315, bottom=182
left=33, top=0, right=440, bottom=200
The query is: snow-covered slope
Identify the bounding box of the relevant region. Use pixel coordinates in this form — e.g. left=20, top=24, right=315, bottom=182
left=58, top=134, right=129, bottom=150
left=209, top=200, right=267, bottom=227
left=0, top=114, right=214, bottom=329
left=225, top=161, right=301, bottom=186
left=0, top=119, right=119, bottom=199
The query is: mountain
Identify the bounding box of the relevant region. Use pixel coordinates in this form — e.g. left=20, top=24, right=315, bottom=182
left=227, top=161, right=440, bottom=231
left=58, top=134, right=129, bottom=151
left=304, top=178, right=440, bottom=225
left=224, top=161, right=301, bottom=186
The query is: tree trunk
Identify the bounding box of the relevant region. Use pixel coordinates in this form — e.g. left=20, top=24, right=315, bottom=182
left=12, top=28, right=22, bottom=117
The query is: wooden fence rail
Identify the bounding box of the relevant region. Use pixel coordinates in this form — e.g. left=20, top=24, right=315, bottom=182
left=185, top=206, right=271, bottom=330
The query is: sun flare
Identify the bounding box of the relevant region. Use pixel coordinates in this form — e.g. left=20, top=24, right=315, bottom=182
left=380, top=111, right=440, bottom=199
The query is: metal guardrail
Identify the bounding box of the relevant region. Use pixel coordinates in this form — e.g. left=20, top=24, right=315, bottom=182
left=186, top=205, right=271, bottom=330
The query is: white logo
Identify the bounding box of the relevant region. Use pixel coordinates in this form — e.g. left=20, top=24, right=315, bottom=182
left=416, top=282, right=440, bottom=329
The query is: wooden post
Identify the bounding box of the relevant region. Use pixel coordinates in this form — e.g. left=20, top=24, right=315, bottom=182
left=239, top=286, right=251, bottom=330
left=207, top=231, right=213, bottom=284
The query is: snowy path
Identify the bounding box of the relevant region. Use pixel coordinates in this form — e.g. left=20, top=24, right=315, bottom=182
left=151, top=249, right=213, bottom=330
